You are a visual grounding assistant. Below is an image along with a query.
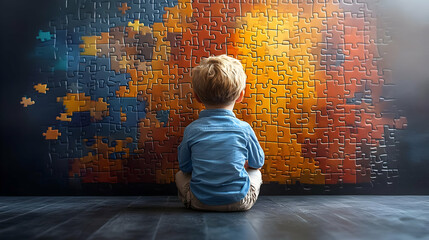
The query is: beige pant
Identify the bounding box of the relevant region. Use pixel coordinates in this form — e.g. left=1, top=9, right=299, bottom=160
left=175, top=169, right=262, bottom=212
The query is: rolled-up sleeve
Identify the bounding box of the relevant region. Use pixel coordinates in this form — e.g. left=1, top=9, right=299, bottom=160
left=178, top=130, right=193, bottom=173
left=246, top=126, right=265, bottom=169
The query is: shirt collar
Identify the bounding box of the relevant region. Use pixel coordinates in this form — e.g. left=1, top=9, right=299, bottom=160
left=199, top=109, right=236, bottom=118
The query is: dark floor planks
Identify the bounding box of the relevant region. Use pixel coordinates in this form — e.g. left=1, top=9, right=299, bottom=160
left=0, top=196, right=427, bottom=240
left=34, top=197, right=137, bottom=240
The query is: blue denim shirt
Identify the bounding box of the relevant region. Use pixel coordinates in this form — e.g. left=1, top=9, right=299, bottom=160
left=178, top=109, right=265, bottom=205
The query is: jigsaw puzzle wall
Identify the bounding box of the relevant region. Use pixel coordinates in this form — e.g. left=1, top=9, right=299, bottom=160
left=2, top=0, right=429, bottom=194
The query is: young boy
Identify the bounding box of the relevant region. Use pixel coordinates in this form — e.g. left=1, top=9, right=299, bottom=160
left=175, top=55, right=265, bottom=211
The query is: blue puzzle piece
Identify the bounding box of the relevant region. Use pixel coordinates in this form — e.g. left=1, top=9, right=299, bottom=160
left=36, top=30, right=54, bottom=42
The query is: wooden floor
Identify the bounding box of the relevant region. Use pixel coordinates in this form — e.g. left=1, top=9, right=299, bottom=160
left=0, top=196, right=428, bottom=240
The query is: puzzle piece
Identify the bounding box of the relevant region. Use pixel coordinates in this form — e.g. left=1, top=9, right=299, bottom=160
left=34, top=83, right=49, bottom=94
left=36, top=30, right=53, bottom=42
left=56, top=113, right=72, bottom=122
left=43, top=127, right=62, bottom=140
left=118, top=3, right=131, bottom=15
left=20, top=97, right=35, bottom=107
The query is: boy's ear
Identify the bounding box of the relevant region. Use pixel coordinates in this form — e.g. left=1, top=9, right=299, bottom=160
left=235, top=89, right=245, bottom=103
left=194, top=91, right=202, bottom=103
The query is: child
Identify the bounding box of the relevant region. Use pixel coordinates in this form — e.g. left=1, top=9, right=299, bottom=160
left=175, top=55, right=265, bottom=211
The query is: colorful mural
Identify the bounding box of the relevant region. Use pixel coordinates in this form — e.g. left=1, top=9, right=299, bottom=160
left=22, top=0, right=407, bottom=188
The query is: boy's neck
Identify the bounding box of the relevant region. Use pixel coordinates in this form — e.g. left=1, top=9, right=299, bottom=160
left=204, top=103, right=235, bottom=111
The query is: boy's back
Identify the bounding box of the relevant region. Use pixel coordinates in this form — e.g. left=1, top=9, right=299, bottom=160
left=178, top=109, right=264, bottom=205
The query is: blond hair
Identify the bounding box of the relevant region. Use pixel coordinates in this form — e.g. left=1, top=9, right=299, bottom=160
left=191, top=55, right=246, bottom=106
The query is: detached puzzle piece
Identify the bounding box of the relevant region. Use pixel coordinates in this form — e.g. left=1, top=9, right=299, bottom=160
left=34, top=83, right=49, bottom=94
left=20, top=97, right=35, bottom=107
left=43, top=127, right=62, bottom=140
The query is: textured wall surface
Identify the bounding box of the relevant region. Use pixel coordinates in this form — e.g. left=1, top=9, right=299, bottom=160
left=1, top=0, right=428, bottom=194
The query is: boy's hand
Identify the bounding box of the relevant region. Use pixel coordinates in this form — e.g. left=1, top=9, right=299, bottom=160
left=245, top=160, right=261, bottom=170
left=244, top=160, right=249, bottom=169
